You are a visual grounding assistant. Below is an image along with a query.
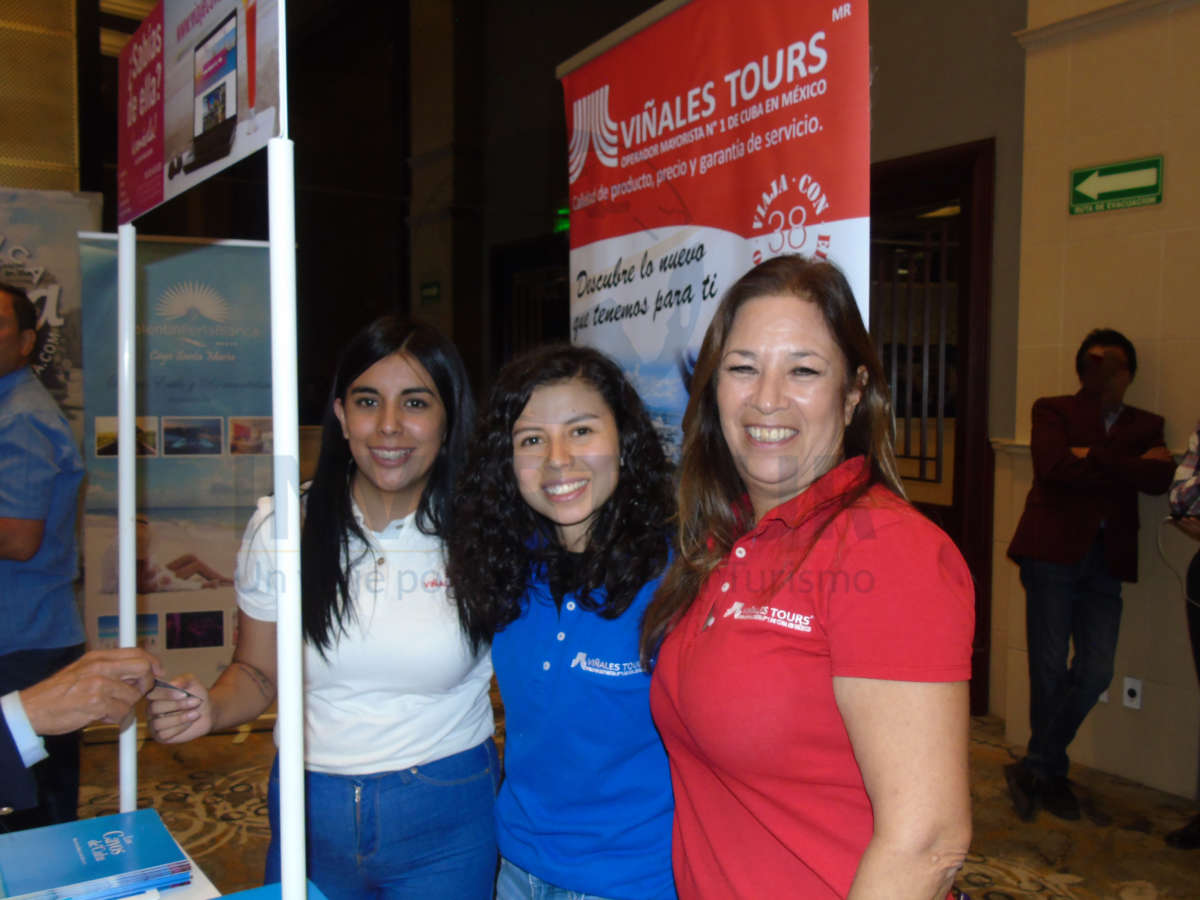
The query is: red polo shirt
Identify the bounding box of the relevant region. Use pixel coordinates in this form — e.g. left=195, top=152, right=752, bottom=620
left=650, top=456, right=974, bottom=898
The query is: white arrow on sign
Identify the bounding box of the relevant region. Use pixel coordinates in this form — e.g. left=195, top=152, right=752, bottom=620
left=1075, top=166, right=1158, bottom=200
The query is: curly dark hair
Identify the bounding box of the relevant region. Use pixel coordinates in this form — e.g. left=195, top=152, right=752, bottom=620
left=448, top=343, right=674, bottom=653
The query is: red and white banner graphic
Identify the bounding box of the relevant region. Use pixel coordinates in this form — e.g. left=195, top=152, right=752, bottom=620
left=118, top=0, right=280, bottom=224
left=562, top=0, right=869, bottom=455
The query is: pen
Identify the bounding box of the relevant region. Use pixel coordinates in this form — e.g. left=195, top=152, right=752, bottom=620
left=153, top=678, right=202, bottom=701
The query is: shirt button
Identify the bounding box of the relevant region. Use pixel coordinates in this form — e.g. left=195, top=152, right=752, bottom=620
left=542, top=661, right=551, bottom=671
left=565, top=601, right=576, bottom=611
left=376, top=558, right=384, bottom=566
left=721, top=582, right=730, bottom=592
left=556, top=631, right=565, bottom=641
left=735, top=547, right=747, bottom=559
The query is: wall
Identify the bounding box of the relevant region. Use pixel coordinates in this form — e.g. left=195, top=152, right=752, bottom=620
left=0, top=1, right=78, bottom=189
left=995, top=0, right=1200, bottom=797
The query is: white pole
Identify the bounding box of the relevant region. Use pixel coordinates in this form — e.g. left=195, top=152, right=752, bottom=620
left=268, top=135, right=304, bottom=898
left=270, top=0, right=304, bottom=891
left=116, top=222, right=138, bottom=811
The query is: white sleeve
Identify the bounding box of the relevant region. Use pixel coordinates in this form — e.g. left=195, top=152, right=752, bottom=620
left=1, top=692, right=46, bottom=767
left=235, top=497, right=280, bottom=622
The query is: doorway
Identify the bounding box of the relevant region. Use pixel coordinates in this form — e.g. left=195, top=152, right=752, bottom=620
left=870, top=140, right=995, bottom=714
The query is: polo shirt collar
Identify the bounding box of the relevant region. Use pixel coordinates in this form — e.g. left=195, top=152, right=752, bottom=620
left=349, top=497, right=413, bottom=539
left=752, top=454, right=869, bottom=533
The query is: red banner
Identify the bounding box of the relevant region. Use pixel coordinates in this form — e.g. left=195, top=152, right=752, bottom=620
left=562, top=0, right=869, bottom=456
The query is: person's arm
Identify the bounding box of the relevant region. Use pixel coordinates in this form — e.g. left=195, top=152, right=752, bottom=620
left=17, top=648, right=162, bottom=735
left=1028, top=398, right=1109, bottom=488
left=0, top=415, right=54, bottom=560
left=1087, top=416, right=1176, bottom=495
left=146, top=610, right=277, bottom=742
left=1168, top=425, right=1199, bottom=517
left=0, top=517, right=44, bottom=561
left=834, top=677, right=971, bottom=900
left=0, top=706, right=37, bottom=811
left=1031, top=399, right=1173, bottom=494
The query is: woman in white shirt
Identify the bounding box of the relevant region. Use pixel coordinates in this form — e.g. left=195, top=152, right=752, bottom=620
left=147, top=317, right=496, bottom=899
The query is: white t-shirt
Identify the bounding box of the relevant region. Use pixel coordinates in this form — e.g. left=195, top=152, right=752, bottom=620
left=235, top=496, right=494, bottom=775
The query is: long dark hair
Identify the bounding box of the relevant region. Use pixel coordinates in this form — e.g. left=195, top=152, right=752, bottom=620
left=301, top=316, right=475, bottom=652
left=448, top=344, right=673, bottom=654
left=640, top=255, right=902, bottom=664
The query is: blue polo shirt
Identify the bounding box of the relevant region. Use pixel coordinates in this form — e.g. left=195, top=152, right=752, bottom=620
left=493, top=569, right=676, bottom=900
left=0, top=367, right=85, bottom=655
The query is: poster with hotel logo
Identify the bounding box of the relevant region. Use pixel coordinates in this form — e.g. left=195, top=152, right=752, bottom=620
left=79, top=234, right=273, bottom=686
left=560, top=0, right=869, bottom=455
left=118, top=0, right=281, bottom=224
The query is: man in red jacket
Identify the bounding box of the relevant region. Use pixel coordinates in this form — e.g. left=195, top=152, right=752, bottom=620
left=1006, top=328, right=1174, bottom=822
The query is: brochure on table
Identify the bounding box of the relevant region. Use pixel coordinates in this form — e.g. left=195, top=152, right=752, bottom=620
left=0, top=809, right=189, bottom=900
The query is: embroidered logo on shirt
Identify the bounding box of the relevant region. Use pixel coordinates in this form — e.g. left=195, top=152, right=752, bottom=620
left=723, top=601, right=813, bottom=632
left=569, top=651, right=643, bottom=676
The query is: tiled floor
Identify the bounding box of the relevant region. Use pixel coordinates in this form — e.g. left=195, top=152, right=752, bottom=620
left=76, top=716, right=1199, bottom=897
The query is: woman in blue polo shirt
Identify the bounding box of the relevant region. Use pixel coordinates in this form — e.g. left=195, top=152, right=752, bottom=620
left=448, top=344, right=676, bottom=900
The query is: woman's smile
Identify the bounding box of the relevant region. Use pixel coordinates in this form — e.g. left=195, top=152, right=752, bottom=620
left=512, top=377, right=621, bottom=552
left=542, top=477, right=590, bottom=500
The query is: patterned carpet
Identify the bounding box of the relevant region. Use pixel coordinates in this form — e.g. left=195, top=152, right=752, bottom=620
left=76, top=715, right=1199, bottom=897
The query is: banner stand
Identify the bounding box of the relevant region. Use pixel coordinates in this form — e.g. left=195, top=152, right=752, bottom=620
left=267, top=135, right=305, bottom=895
left=114, top=1, right=306, bottom=895
left=116, top=222, right=138, bottom=813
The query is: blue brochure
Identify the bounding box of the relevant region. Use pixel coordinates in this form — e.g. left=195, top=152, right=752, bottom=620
left=0, top=808, right=190, bottom=899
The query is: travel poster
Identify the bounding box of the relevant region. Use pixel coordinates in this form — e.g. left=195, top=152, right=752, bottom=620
left=79, top=234, right=272, bottom=686
left=560, top=0, right=869, bottom=455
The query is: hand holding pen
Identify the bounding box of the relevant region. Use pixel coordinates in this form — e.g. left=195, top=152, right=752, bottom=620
left=146, top=674, right=212, bottom=744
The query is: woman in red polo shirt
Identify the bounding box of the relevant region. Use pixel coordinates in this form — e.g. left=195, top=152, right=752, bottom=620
left=642, top=255, right=974, bottom=899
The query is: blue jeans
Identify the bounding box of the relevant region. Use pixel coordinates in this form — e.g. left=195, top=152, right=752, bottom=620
left=265, top=738, right=500, bottom=899
left=496, top=858, right=620, bottom=900
left=1019, top=536, right=1122, bottom=778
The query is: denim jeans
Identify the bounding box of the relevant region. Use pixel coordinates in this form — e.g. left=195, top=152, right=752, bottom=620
left=265, top=738, right=500, bottom=899
left=1019, top=536, right=1122, bottom=778
left=495, top=858, right=621, bottom=900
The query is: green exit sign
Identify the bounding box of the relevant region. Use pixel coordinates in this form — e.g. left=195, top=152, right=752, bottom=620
left=1070, top=156, right=1163, bottom=215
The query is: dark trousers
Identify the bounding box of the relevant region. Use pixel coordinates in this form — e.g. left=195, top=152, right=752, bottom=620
left=1019, top=536, right=1123, bottom=779
left=0, top=643, right=86, bottom=833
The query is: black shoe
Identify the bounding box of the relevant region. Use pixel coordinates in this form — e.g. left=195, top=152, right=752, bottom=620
left=1038, top=776, right=1081, bottom=821
left=1166, top=814, right=1200, bottom=849
left=1004, top=763, right=1038, bottom=822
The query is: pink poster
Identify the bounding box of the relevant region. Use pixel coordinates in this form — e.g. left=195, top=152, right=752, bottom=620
left=117, top=0, right=281, bottom=224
